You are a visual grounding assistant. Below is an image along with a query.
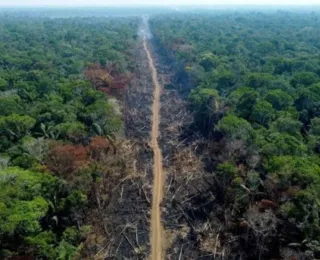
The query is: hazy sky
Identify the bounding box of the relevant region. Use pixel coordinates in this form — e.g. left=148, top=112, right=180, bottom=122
left=0, top=0, right=320, bottom=6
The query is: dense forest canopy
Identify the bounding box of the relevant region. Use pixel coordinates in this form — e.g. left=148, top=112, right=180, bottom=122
left=2, top=6, right=320, bottom=259
left=150, top=11, right=320, bottom=259
left=0, top=12, right=138, bottom=259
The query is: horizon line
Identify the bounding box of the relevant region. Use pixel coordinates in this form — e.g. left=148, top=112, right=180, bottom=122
left=1, top=4, right=320, bottom=7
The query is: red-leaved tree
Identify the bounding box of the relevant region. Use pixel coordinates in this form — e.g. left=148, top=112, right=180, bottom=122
left=84, top=63, right=131, bottom=99
left=46, top=143, right=89, bottom=180
left=88, top=136, right=115, bottom=161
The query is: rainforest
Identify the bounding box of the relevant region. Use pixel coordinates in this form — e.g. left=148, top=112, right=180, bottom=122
left=0, top=7, right=320, bottom=260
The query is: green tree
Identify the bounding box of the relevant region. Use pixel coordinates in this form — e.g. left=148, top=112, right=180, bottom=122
left=291, top=72, right=319, bottom=87
left=229, top=86, right=255, bottom=103
left=236, top=89, right=259, bottom=119
left=271, top=117, right=302, bottom=136
left=262, top=133, right=307, bottom=156
left=0, top=78, right=8, bottom=90
left=251, top=100, right=275, bottom=126
left=0, top=167, right=54, bottom=257
left=216, top=114, right=254, bottom=141
left=311, top=118, right=320, bottom=136
left=215, top=69, right=236, bottom=94
left=54, top=122, right=87, bottom=142
left=265, top=89, right=293, bottom=110
left=80, top=99, right=122, bottom=135
left=245, top=73, right=274, bottom=89
left=0, top=114, right=36, bottom=141
left=0, top=95, right=23, bottom=116
left=189, top=87, right=220, bottom=132
left=199, top=52, right=218, bottom=72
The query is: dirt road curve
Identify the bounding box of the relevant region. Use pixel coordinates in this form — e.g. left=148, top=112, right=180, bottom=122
left=143, top=37, right=164, bottom=260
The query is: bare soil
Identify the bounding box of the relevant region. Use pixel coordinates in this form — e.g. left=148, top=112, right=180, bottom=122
left=143, top=37, right=165, bottom=260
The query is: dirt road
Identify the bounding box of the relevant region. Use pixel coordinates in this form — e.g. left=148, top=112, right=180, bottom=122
left=143, top=37, right=164, bottom=260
